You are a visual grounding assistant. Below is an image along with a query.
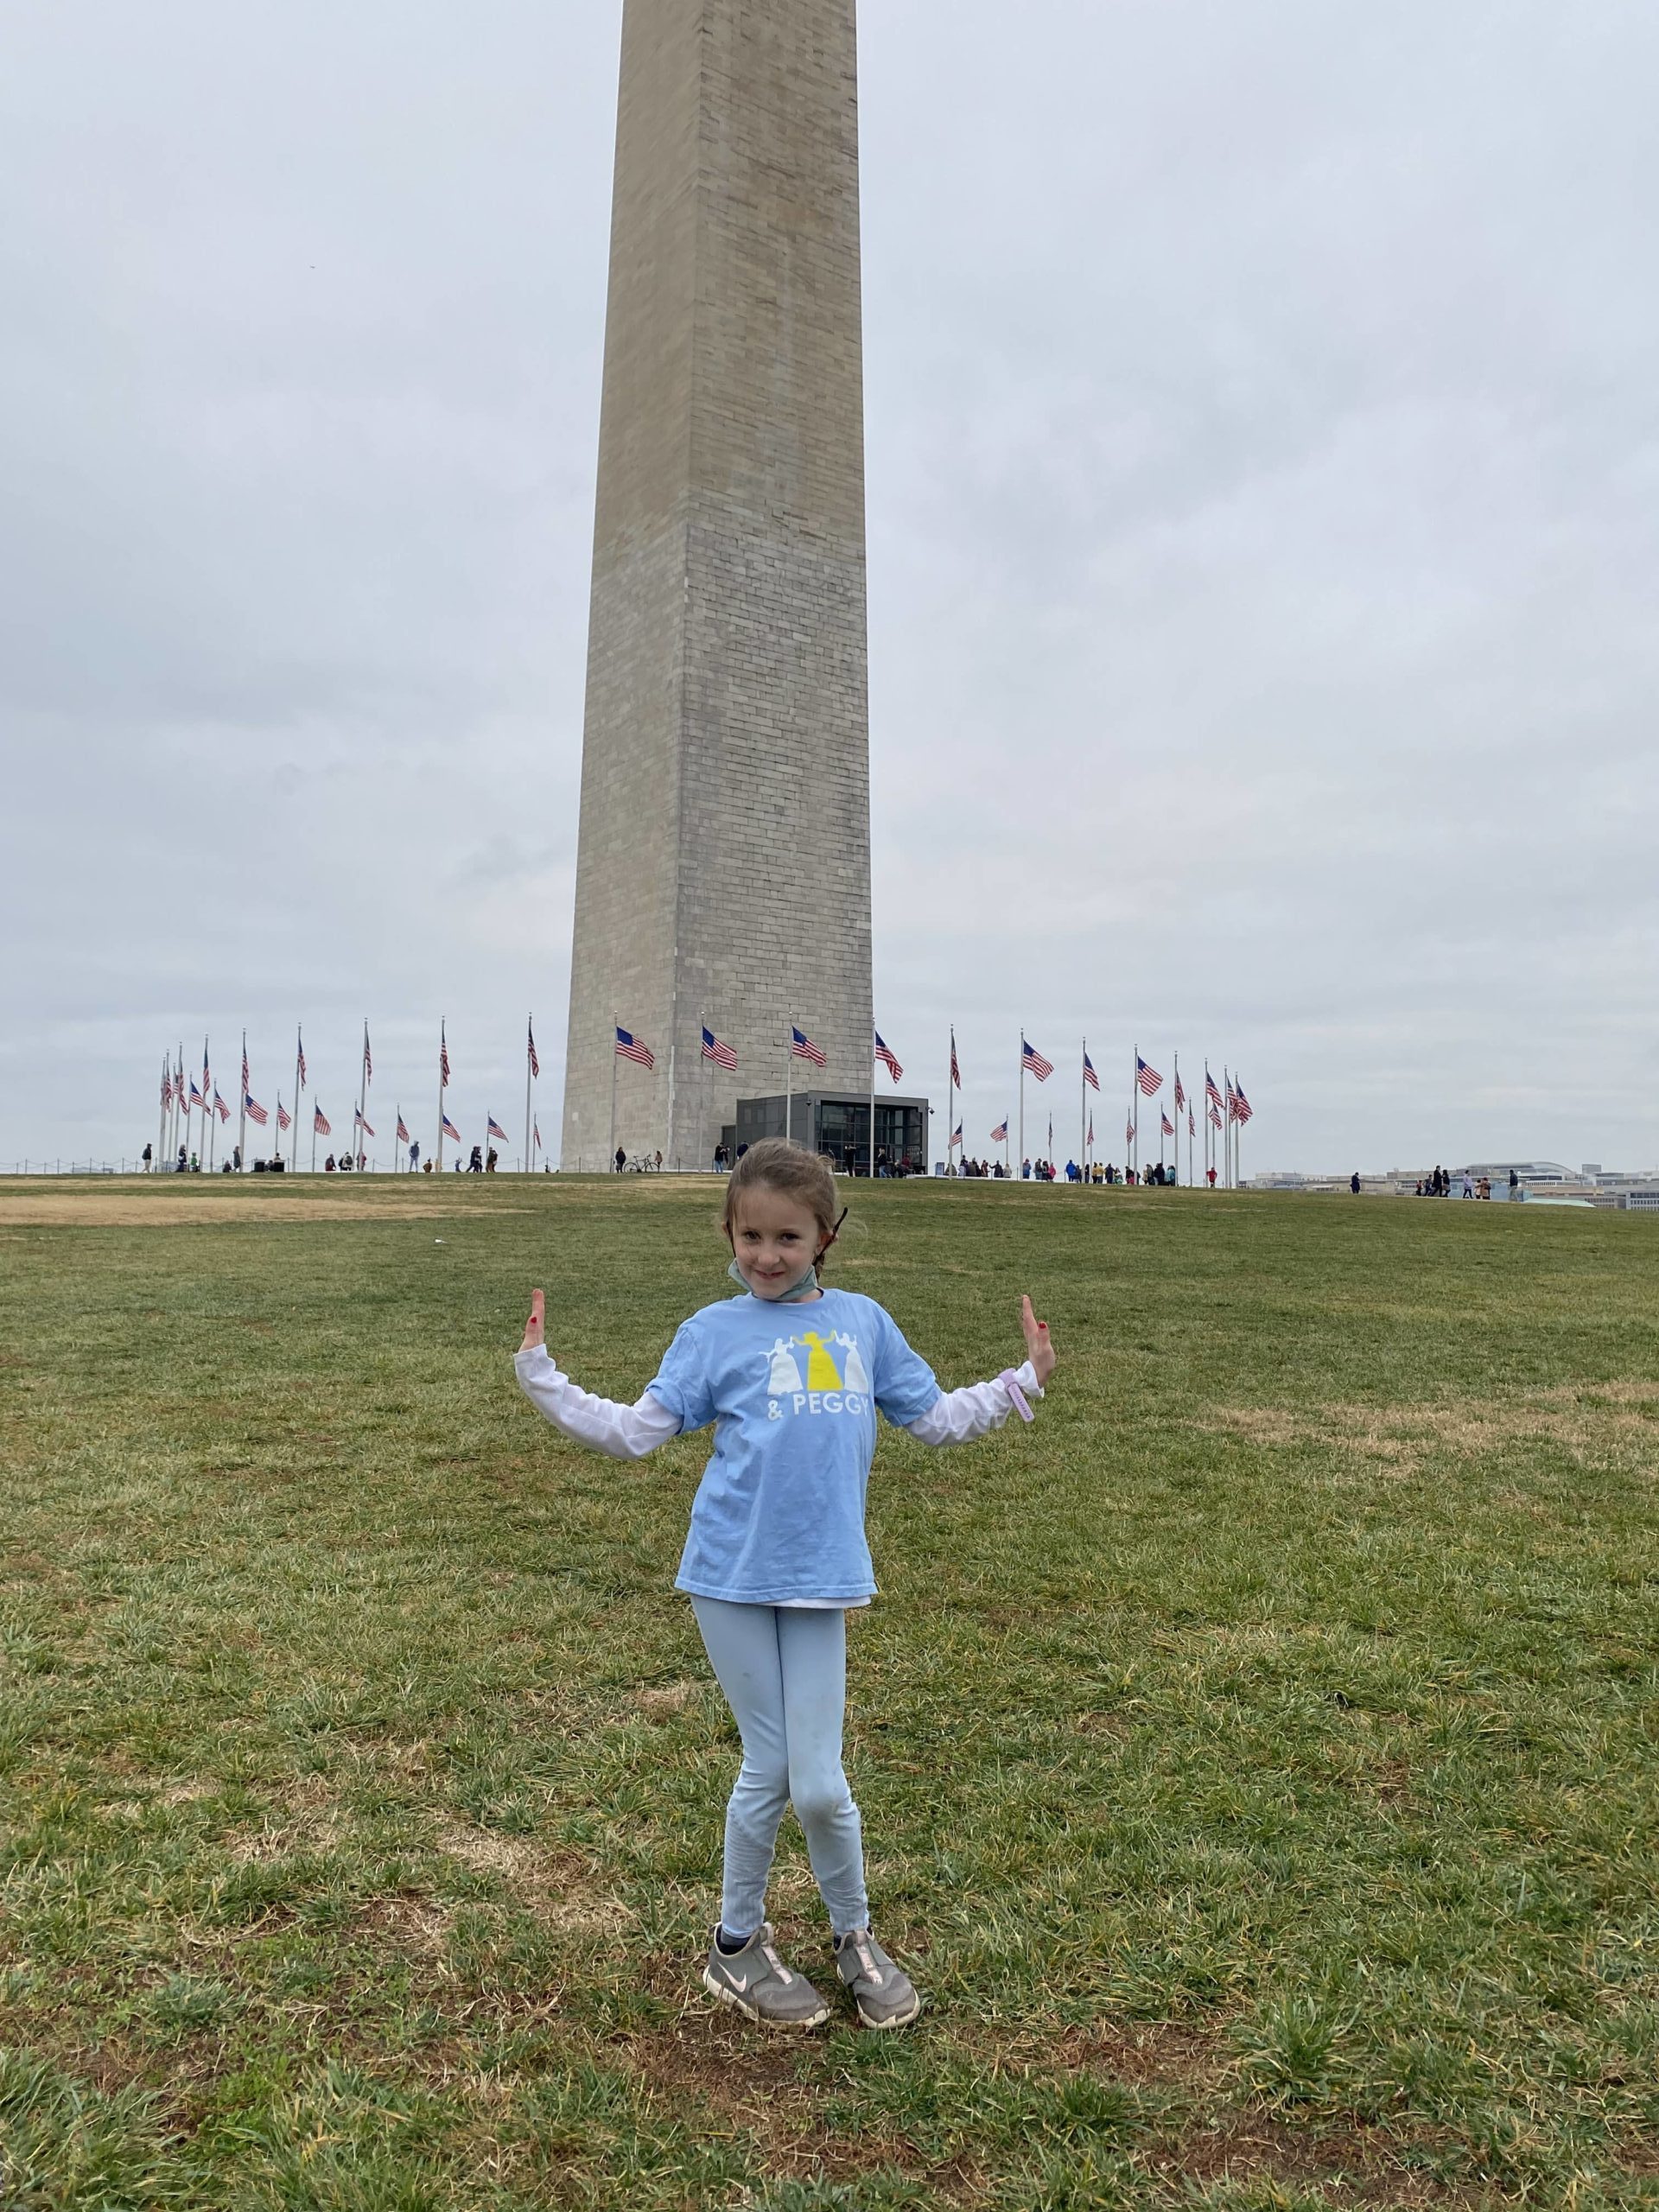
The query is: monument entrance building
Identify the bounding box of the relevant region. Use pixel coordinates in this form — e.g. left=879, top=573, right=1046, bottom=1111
left=562, top=0, right=874, bottom=1171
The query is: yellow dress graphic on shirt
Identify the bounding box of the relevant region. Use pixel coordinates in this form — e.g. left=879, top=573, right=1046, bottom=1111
left=791, top=1329, right=843, bottom=1391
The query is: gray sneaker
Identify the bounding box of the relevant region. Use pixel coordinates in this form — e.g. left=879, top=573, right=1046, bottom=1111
left=702, top=1923, right=831, bottom=2030
left=833, top=1926, right=922, bottom=2030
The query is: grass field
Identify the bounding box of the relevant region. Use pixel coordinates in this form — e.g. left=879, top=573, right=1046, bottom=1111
left=1, top=1173, right=1656, bottom=2210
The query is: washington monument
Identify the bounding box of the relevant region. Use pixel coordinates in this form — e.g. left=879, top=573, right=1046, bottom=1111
left=562, top=0, right=874, bottom=1170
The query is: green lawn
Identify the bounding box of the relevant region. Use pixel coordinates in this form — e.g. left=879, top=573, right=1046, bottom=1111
left=1, top=1174, right=1656, bottom=2210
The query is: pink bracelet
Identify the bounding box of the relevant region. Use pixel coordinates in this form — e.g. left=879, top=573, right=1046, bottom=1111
left=997, top=1370, right=1035, bottom=1423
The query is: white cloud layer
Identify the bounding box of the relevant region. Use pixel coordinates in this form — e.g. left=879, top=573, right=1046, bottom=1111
left=3, top=0, right=1656, bottom=1174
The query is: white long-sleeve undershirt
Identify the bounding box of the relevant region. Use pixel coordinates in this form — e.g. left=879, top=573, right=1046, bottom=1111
left=511, top=1345, right=1043, bottom=1457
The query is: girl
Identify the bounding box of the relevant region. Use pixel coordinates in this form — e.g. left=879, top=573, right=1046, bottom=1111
left=514, top=1137, right=1056, bottom=2031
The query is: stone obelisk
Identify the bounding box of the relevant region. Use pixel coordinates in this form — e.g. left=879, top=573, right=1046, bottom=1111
left=561, top=0, right=873, bottom=1171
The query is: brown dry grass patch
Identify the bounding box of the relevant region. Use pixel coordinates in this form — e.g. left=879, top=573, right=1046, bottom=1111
left=0, top=1193, right=527, bottom=1227
left=434, top=1819, right=628, bottom=1936
left=1207, top=1382, right=1659, bottom=1476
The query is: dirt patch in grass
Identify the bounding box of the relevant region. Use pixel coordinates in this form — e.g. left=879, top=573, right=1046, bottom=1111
left=1155, top=2107, right=1474, bottom=2206
left=614, top=2015, right=969, bottom=2197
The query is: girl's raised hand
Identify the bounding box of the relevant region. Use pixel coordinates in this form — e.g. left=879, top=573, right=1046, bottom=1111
left=520, top=1288, right=547, bottom=1356
left=1021, top=1294, right=1055, bottom=1387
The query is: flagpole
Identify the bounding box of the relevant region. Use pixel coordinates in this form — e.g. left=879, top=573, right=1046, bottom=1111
left=356, top=1020, right=369, bottom=1173
left=785, top=1013, right=793, bottom=1149
left=157, top=1058, right=168, bottom=1175
left=1080, top=1039, right=1086, bottom=1174
left=291, top=1029, right=302, bottom=1172
left=312, top=1109, right=319, bottom=1174
left=666, top=1027, right=677, bottom=1173
left=435, top=1021, right=446, bottom=1176
left=237, top=1031, right=247, bottom=1173
left=1172, top=1053, right=1179, bottom=1186
left=868, top=1036, right=876, bottom=1182
left=1130, top=1046, right=1137, bottom=1179
left=524, top=1016, right=534, bottom=1179
left=609, top=1013, right=619, bottom=1170
left=204, top=1039, right=216, bottom=1173
left=947, top=1029, right=955, bottom=1178
left=1018, top=1040, right=1025, bottom=1178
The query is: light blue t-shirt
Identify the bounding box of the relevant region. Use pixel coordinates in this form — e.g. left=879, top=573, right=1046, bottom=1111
left=647, top=1287, right=941, bottom=1605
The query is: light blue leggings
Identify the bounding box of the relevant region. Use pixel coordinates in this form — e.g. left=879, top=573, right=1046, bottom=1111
left=689, top=1596, right=869, bottom=1938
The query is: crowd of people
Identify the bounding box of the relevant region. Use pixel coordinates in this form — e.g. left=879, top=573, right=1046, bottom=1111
left=1414, top=1165, right=1500, bottom=1199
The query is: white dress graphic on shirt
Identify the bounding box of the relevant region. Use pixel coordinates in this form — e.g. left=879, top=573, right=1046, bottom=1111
left=768, top=1340, right=804, bottom=1396
left=834, top=1332, right=871, bottom=1394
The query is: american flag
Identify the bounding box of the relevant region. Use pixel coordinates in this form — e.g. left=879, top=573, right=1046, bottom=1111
left=1160, top=1109, right=1174, bottom=1137
left=1135, top=1055, right=1162, bottom=1096
left=950, top=1031, right=961, bottom=1089
left=487, top=1116, right=509, bottom=1141
left=615, top=1026, right=655, bottom=1071
left=363, top=1026, right=372, bottom=1082
left=990, top=1119, right=1008, bottom=1143
left=277, top=1098, right=292, bottom=1132
left=213, top=1089, right=230, bottom=1122
left=1174, top=1072, right=1185, bottom=1111
left=440, top=1023, right=450, bottom=1089
left=354, top=1108, right=375, bottom=1137
left=1083, top=1050, right=1099, bottom=1093
left=202, top=1043, right=211, bottom=1094
left=951, top=1121, right=963, bottom=1146
left=1021, top=1037, right=1052, bottom=1082
left=527, top=1020, right=539, bottom=1079
left=161, top=1065, right=171, bottom=1109
left=1126, top=1115, right=1135, bottom=1146
left=241, top=1040, right=249, bottom=1090
left=1225, top=1079, right=1237, bottom=1122
left=1188, top=1108, right=1196, bottom=1138
left=1205, top=1069, right=1223, bottom=1111
left=791, top=1026, right=826, bottom=1069
left=396, top=1115, right=410, bottom=1143
left=1234, top=1082, right=1254, bottom=1124
left=245, top=1092, right=269, bottom=1128
left=188, top=1077, right=203, bottom=1108
left=442, top=1113, right=461, bottom=1141
left=1088, top=1115, right=1095, bottom=1147
left=297, top=1030, right=307, bottom=1086
left=1209, top=1103, right=1224, bottom=1130
left=702, top=1026, right=737, bottom=1071
left=314, top=1104, right=331, bottom=1135
left=875, top=1032, right=903, bottom=1084
left=533, top=1118, right=543, bottom=1153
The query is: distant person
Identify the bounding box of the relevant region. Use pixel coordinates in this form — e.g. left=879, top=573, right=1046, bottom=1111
left=324, top=1154, right=336, bottom=1173
left=423, top=1157, right=435, bottom=1174
left=409, top=1140, right=420, bottom=1172
left=470, top=1145, right=485, bottom=1173
left=614, top=1146, right=626, bottom=1175
left=486, top=1149, right=499, bottom=1173
left=654, top=1149, right=664, bottom=1173
left=1509, top=1168, right=1519, bottom=1192
left=1351, top=1172, right=1361, bottom=1195
left=1205, top=1165, right=1217, bottom=1188
left=1462, top=1173, right=1473, bottom=1198
left=232, top=1144, right=242, bottom=1172
left=142, top=1143, right=153, bottom=1173
left=512, top=1135, right=1057, bottom=2034
left=176, top=1145, right=187, bottom=1173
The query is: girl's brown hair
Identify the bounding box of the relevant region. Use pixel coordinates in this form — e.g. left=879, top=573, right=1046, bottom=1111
left=721, top=1139, right=845, bottom=1269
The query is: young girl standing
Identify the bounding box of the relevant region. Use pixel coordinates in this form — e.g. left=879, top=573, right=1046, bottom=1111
left=514, top=1138, right=1056, bottom=2031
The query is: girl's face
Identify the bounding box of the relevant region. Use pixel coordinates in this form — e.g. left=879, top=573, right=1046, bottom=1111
left=729, top=1184, right=827, bottom=1299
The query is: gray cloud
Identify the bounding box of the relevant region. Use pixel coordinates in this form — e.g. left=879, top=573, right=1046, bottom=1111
left=4, top=0, right=1656, bottom=1174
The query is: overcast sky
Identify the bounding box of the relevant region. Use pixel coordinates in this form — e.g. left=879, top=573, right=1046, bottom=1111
left=4, top=1, right=1656, bottom=1175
